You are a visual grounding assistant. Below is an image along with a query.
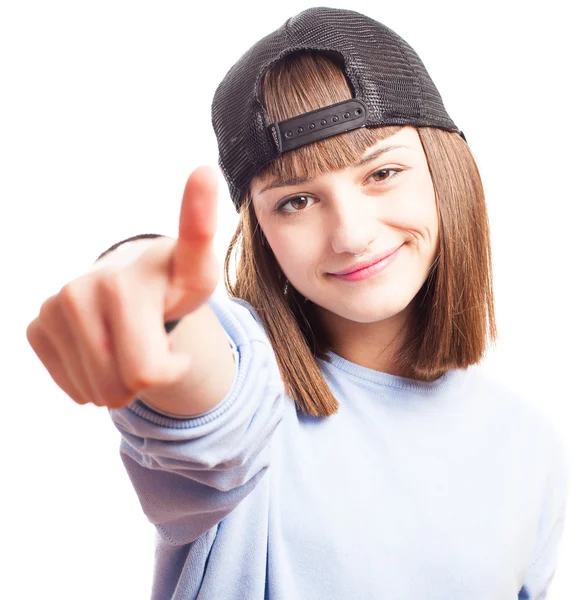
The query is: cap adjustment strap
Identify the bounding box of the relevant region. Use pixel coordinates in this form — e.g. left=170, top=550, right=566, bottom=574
left=269, top=98, right=368, bottom=153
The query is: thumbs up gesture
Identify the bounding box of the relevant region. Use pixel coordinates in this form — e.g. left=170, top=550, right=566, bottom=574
left=26, top=167, right=222, bottom=409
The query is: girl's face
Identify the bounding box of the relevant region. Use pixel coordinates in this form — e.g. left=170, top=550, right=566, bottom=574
left=251, top=126, right=439, bottom=328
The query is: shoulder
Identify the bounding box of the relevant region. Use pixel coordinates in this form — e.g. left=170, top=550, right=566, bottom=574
left=207, top=287, right=271, bottom=347
left=465, top=365, right=567, bottom=466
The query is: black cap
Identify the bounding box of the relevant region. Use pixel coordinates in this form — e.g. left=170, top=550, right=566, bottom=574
left=212, top=7, right=465, bottom=211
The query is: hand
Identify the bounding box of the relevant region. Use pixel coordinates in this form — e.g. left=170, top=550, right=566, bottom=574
left=26, top=166, right=220, bottom=409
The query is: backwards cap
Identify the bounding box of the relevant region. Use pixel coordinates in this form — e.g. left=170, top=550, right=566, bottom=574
left=212, top=7, right=465, bottom=211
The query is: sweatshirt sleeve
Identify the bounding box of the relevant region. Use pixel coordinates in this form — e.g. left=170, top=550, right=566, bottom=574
left=518, top=433, right=570, bottom=600
left=108, top=287, right=285, bottom=546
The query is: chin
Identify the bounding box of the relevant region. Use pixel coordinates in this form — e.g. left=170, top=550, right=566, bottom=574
left=317, top=293, right=414, bottom=324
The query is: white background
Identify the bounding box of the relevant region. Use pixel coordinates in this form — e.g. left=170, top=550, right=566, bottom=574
left=2, top=0, right=585, bottom=598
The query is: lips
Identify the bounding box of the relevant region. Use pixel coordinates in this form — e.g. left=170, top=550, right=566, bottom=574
left=329, top=244, right=404, bottom=276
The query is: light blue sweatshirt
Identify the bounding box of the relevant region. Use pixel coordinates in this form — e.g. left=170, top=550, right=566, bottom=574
left=110, top=288, right=569, bottom=600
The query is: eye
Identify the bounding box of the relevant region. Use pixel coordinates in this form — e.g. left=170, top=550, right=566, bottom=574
left=274, top=168, right=404, bottom=215
left=276, top=194, right=316, bottom=215
left=368, top=168, right=403, bottom=184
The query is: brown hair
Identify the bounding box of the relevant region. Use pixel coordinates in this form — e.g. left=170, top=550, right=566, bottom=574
left=223, top=51, right=497, bottom=417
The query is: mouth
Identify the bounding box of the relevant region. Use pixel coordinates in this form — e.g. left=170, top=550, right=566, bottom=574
left=328, top=244, right=404, bottom=282
left=329, top=244, right=404, bottom=276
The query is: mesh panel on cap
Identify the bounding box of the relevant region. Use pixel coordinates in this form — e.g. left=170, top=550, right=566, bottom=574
left=211, top=7, right=460, bottom=211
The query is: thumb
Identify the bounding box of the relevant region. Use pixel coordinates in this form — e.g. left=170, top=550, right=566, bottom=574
left=166, top=166, right=221, bottom=316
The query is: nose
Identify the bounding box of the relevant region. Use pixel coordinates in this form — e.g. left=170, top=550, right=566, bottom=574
left=328, top=190, right=375, bottom=255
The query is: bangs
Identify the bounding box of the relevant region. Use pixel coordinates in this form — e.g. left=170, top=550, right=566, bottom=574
left=255, top=51, right=402, bottom=185
left=256, top=126, right=403, bottom=184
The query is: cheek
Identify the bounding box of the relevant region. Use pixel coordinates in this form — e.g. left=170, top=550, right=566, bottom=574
left=268, top=234, right=318, bottom=282
left=382, top=173, right=438, bottom=241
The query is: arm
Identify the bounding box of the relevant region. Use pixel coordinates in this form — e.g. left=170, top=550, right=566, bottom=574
left=518, top=435, right=570, bottom=599
left=102, top=233, right=285, bottom=544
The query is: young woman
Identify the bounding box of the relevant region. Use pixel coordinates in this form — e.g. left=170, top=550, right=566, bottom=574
left=26, top=7, right=568, bottom=599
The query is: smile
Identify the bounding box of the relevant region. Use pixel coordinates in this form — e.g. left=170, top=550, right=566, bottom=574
left=329, top=244, right=404, bottom=282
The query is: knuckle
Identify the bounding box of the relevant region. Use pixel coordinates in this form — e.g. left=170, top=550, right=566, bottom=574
left=70, top=396, right=87, bottom=406
left=67, top=375, right=95, bottom=405
left=26, top=319, right=41, bottom=347
left=72, top=393, right=92, bottom=406
left=85, top=382, right=105, bottom=407
left=38, top=295, right=59, bottom=325
left=96, top=272, right=132, bottom=316
left=97, top=271, right=127, bottom=300
left=59, top=283, right=91, bottom=325
left=58, top=281, right=96, bottom=327
left=59, top=280, right=83, bottom=310
left=53, top=278, right=98, bottom=332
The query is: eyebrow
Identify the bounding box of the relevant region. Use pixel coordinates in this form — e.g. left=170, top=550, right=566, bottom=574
left=258, top=144, right=409, bottom=194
